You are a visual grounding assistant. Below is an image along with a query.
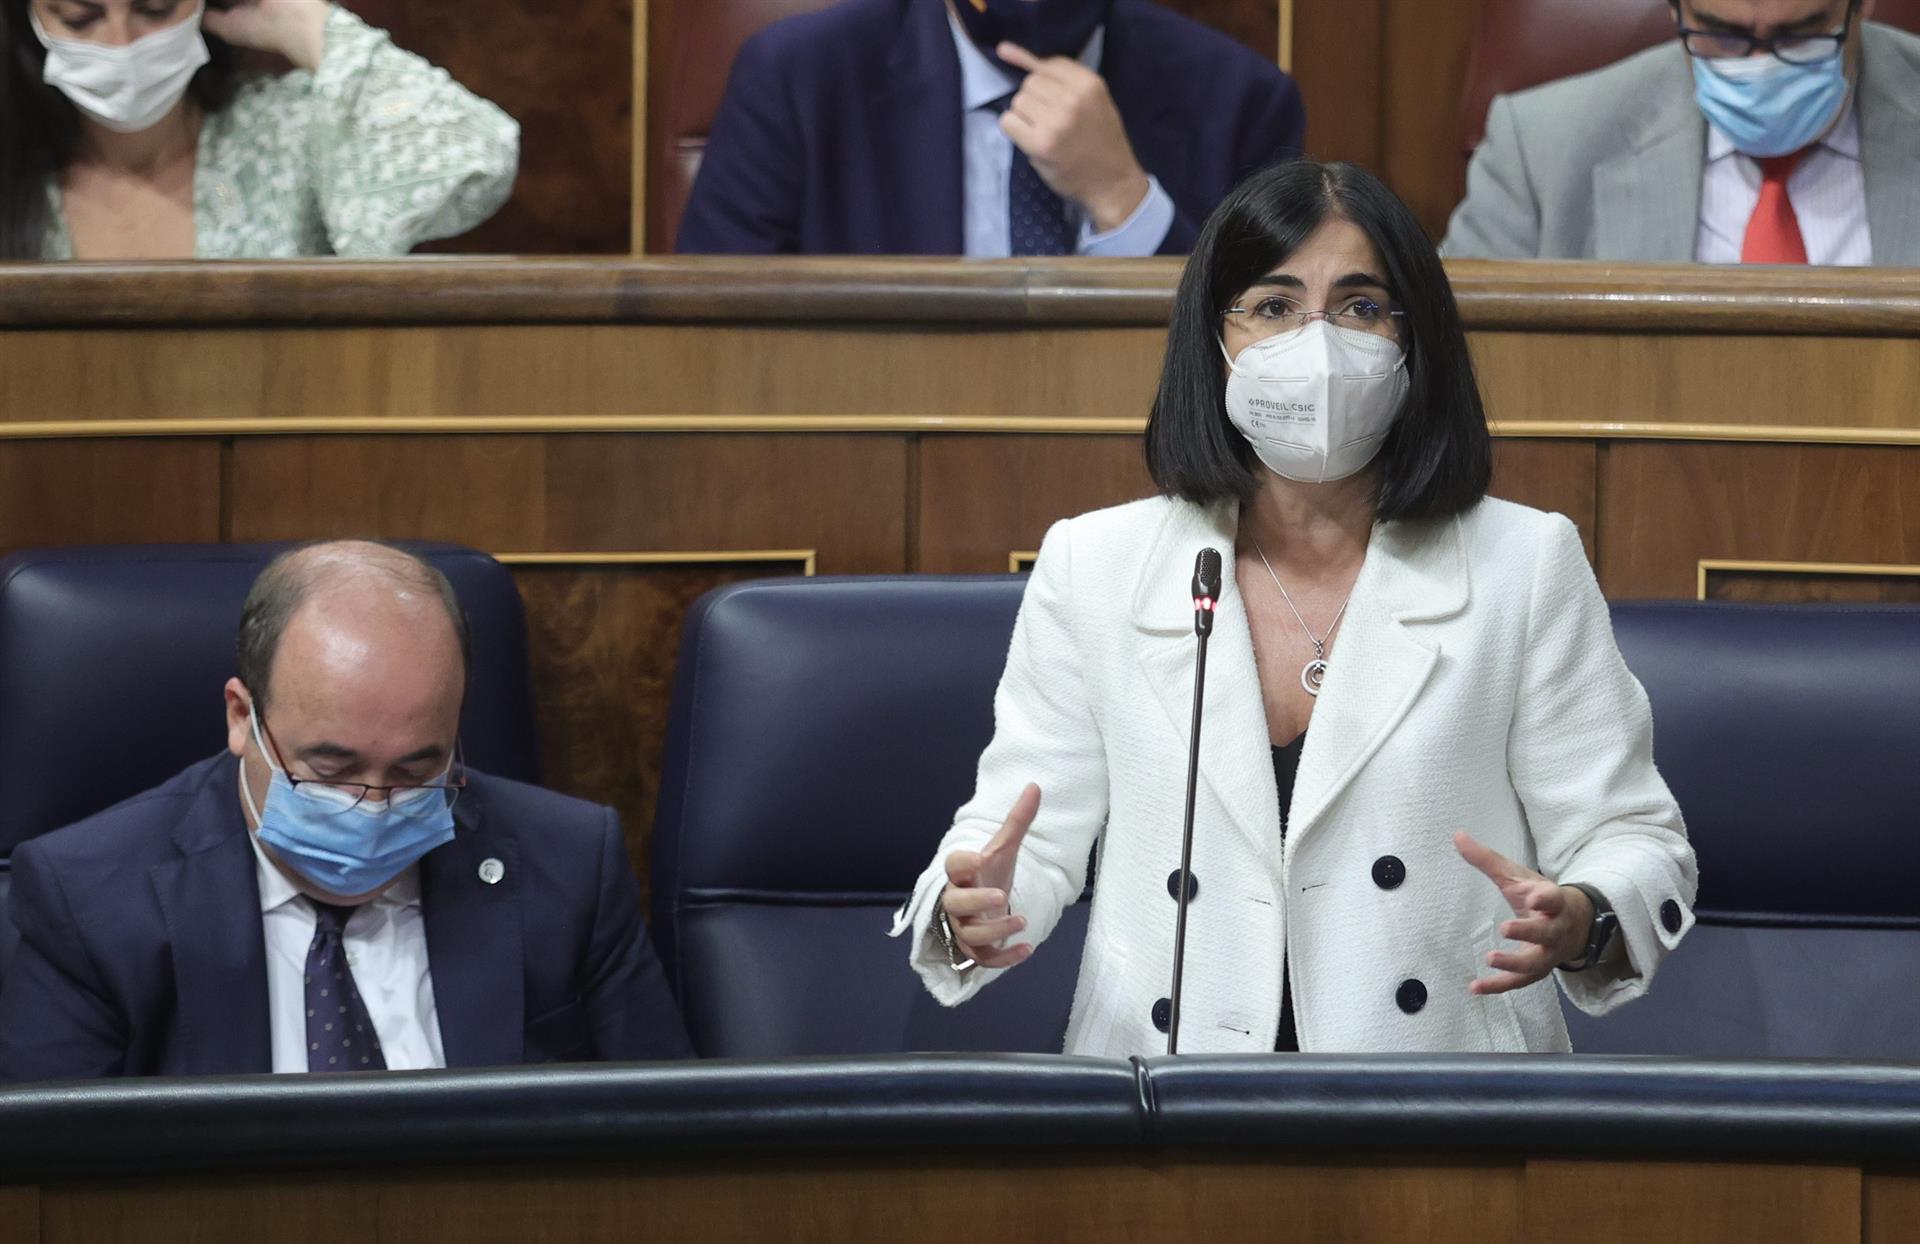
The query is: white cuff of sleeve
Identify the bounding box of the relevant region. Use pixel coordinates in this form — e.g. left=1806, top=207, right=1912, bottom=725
left=1077, top=176, right=1174, bottom=257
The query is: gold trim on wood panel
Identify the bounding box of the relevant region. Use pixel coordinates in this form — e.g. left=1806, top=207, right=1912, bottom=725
left=1278, top=0, right=1294, bottom=71
left=1696, top=558, right=1920, bottom=600
left=3, top=414, right=1920, bottom=446
left=0, top=415, right=1145, bottom=439
left=1009, top=551, right=1039, bottom=573
left=496, top=550, right=818, bottom=576
left=1490, top=420, right=1920, bottom=445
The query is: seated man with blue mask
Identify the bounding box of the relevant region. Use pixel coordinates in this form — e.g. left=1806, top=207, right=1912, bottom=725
left=1442, top=0, right=1920, bottom=265
left=0, top=541, right=691, bottom=1080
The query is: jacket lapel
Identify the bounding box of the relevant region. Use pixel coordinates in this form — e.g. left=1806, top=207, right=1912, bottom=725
left=150, top=756, right=271, bottom=1076
left=1133, top=502, right=1282, bottom=865
left=1132, top=504, right=1471, bottom=863
left=872, top=0, right=965, bottom=254
left=1593, top=48, right=1704, bottom=262
left=1858, top=24, right=1920, bottom=268
left=1286, top=516, right=1468, bottom=847
left=421, top=789, right=525, bottom=1069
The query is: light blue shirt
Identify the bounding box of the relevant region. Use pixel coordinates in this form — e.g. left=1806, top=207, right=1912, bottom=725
left=947, top=14, right=1175, bottom=257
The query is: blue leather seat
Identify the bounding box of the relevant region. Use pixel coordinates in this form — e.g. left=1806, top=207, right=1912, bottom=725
left=653, top=576, right=1920, bottom=1060
left=0, top=543, right=542, bottom=985
left=651, top=575, right=1088, bottom=1057
left=1566, top=602, right=1920, bottom=1058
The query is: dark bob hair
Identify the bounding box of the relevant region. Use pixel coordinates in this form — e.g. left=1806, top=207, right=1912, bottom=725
left=0, top=0, right=242, bottom=259
left=1145, top=160, right=1492, bottom=522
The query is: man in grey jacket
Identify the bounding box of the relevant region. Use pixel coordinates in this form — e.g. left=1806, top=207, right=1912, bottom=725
left=1442, top=0, right=1920, bottom=266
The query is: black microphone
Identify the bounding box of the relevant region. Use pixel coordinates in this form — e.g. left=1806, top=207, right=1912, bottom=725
left=1167, top=547, right=1221, bottom=1055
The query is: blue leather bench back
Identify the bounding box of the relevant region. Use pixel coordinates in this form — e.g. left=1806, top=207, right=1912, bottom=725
left=655, top=576, right=1920, bottom=1060
left=0, top=543, right=542, bottom=985
left=651, top=576, right=1086, bottom=1057
left=1567, top=602, right=1920, bottom=1057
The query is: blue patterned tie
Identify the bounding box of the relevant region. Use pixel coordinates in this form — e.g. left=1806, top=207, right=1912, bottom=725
left=305, top=901, right=386, bottom=1072
left=989, top=92, right=1075, bottom=256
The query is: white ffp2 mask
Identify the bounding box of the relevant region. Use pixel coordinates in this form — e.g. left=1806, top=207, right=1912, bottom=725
left=1221, top=320, right=1410, bottom=484
left=30, top=3, right=210, bottom=134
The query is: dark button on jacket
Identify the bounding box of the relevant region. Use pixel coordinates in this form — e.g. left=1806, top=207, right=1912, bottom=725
left=1167, top=869, right=1198, bottom=902
left=1372, top=855, right=1406, bottom=890
left=1661, top=899, right=1684, bottom=934
left=1152, top=997, right=1173, bottom=1033
left=1396, top=979, right=1427, bottom=1015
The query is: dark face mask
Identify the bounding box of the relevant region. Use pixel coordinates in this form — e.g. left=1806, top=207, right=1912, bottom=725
left=950, top=0, right=1115, bottom=62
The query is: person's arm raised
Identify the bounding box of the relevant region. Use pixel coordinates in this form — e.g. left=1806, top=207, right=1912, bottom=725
left=938, top=783, right=1041, bottom=970
left=995, top=43, right=1150, bottom=235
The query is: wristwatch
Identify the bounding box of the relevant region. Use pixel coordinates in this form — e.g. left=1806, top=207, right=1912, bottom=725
left=934, top=898, right=977, bottom=973
left=1559, top=882, right=1618, bottom=972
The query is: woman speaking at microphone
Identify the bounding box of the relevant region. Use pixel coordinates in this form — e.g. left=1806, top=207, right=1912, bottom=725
left=890, top=160, right=1697, bottom=1055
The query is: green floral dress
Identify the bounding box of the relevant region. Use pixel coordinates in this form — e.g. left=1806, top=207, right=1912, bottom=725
left=41, top=5, right=520, bottom=258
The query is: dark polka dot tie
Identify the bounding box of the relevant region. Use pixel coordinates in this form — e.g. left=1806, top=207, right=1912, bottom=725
left=990, top=92, right=1075, bottom=257
left=305, top=901, right=386, bottom=1072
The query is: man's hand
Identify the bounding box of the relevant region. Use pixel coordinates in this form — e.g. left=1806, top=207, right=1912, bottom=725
left=995, top=43, right=1150, bottom=233
left=204, top=0, right=330, bottom=72
left=940, top=784, right=1041, bottom=969
left=1455, top=832, right=1594, bottom=995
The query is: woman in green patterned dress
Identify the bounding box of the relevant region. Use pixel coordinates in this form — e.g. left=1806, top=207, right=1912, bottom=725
left=0, top=0, right=519, bottom=259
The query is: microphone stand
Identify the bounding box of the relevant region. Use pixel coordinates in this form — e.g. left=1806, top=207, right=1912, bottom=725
left=1167, top=549, right=1220, bottom=1055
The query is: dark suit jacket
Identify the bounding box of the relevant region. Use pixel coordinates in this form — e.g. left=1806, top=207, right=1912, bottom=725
left=0, top=753, right=692, bottom=1080
left=676, top=0, right=1306, bottom=255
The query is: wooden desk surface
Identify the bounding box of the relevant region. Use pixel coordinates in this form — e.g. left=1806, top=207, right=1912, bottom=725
left=6, top=256, right=1920, bottom=334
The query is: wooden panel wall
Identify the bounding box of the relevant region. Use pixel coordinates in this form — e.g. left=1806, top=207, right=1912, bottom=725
left=1160, top=0, right=1280, bottom=56
left=344, top=0, right=635, bottom=254
left=20, top=1154, right=1907, bottom=1243
left=1289, top=0, right=1483, bottom=238
left=1600, top=443, right=1920, bottom=601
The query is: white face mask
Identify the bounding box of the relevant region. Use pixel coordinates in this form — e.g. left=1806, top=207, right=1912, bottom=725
left=30, top=2, right=210, bottom=134
left=1220, top=319, right=1410, bottom=484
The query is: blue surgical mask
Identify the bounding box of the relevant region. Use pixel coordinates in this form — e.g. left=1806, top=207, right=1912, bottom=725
left=1691, top=53, right=1851, bottom=159
left=242, top=710, right=456, bottom=897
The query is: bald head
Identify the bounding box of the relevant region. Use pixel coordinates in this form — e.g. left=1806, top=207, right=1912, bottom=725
left=227, top=542, right=470, bottom=904
left=237, top=541, right=470, bottom=716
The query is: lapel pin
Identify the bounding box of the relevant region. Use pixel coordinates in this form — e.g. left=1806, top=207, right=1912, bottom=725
left=478, top=858, right=505, bottom=886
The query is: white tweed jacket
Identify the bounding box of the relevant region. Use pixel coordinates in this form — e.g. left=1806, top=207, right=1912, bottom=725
left=891, top=495, right=1697, bottom=1056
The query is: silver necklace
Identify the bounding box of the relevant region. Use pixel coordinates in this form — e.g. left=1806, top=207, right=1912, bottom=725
left=1252, top=540, right=1352, bottom=697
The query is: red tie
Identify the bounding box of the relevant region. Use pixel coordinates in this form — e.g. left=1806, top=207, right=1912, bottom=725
left=1740, top=151, right=1808, bottom=264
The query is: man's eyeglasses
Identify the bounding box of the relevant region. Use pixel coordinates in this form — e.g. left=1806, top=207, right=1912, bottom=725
left=1673, top=0, right=1859, bottom=64
left=259, top=716, right=467, bottom=812
left=1222, top=295, right=1406, bottom=342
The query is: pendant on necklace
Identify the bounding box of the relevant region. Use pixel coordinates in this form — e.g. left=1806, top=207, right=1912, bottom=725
left=1301, top=659, right=1327, bottom=697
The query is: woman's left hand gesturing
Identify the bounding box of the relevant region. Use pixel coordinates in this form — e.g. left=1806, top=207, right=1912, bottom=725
left=1453, top=832, right=1595, bottom=996
left=203, top=0, right=331, bottom=72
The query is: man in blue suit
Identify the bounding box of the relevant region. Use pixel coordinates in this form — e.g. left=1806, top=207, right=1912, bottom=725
left=0, top=541, right=691, bottom=1080
left=677, top=0, right=1305, bottom=255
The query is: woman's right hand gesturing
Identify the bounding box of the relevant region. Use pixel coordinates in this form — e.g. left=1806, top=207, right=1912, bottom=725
left=940, top=783, right=1041, bottom=969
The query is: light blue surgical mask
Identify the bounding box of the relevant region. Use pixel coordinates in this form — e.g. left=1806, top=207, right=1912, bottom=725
left=242, top=709, right=457, bottom=897
left=1691, top=52, right=1851, bottom=159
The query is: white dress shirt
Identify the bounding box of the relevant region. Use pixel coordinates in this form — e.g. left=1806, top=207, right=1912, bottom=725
left=947, top=13, right=1174, bottom=257
left=1695, top=102, right=1871, bottom=265
left=248, top=827, right=446, bottom=1073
